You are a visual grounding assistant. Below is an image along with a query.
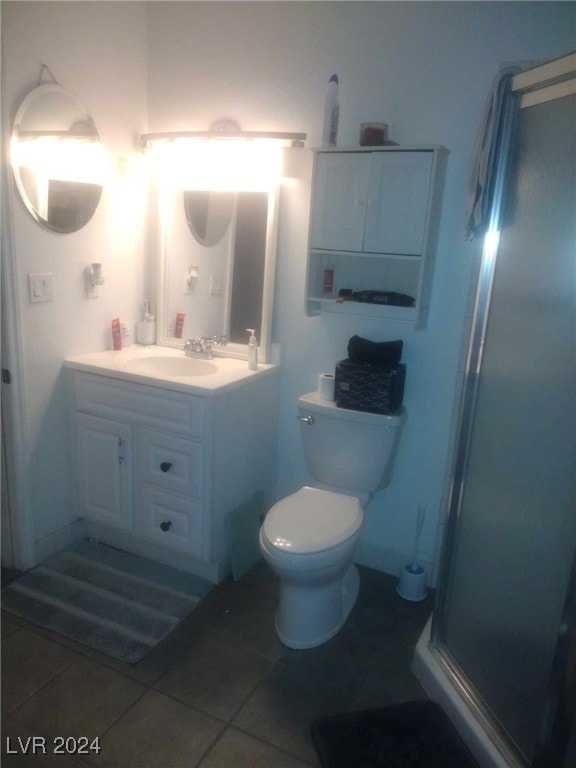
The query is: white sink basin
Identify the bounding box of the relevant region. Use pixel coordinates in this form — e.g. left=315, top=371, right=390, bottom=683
left=123, top=356, right=217, bottom=377
left=65, top=346, right=277, bottom=395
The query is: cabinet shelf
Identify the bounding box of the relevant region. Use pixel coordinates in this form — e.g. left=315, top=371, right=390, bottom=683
left=306, top=296, right=417, bottom=322
left=305, top=145, right=447, bottom=329
left=310, top=247, right=423, bottom=261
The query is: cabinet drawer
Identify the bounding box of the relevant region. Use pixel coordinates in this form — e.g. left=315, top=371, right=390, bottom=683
left=137, top=487, right=203, bottom=556
left=74, top=372, right=205, bottom=438
left=135, top=429, right=204, bottom=499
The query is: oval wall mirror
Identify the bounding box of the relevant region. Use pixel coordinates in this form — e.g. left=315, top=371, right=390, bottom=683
left=11, top=84, right=104, bottom=233
left=184, top=190, right=235, bottom=246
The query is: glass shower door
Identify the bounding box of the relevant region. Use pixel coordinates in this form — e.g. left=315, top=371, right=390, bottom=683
left=436, top=90, right=576, bottom=764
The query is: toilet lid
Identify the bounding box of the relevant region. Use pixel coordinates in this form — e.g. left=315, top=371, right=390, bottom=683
left=263, top=486, right=362, bottom=554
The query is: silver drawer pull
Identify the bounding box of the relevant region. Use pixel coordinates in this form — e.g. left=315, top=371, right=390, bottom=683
left=297, top=415, right=314, bottom=425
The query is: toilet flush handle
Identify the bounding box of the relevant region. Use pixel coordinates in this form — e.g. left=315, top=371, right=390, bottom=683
left=297, top=415, right=314, bottom=425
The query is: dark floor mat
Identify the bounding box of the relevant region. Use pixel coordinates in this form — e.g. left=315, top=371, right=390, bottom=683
left=311, top=699, right=479, bottom=768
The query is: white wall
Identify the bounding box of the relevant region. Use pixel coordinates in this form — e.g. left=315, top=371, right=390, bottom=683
left=147, top=1, right=574, bottom=580
left=2, top=1, right=149, bottom=553
left=3, top=1, right=574, bottom=574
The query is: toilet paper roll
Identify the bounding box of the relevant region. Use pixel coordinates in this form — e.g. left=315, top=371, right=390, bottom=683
left=317, top=373, right=335, bottom=401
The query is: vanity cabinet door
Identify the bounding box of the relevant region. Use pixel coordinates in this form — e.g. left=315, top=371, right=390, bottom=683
left=75, top=413, right=132, bottom=531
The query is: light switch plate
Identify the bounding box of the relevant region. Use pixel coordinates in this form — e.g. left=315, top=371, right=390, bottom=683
left=28, top=273, right=54, bottom=303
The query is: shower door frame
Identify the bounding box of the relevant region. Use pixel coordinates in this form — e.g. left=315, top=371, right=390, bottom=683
left=430, top=52, right=576, bottom=768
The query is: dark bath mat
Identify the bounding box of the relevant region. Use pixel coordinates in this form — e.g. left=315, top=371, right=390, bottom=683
left=2, top=539, right=213, bottom=664
left=311, top=699, right=480, bottom=768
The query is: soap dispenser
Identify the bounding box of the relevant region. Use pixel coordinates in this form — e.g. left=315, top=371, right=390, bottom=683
left=246, top=328, right=258, bottom=370
left=137, top=300, right=156, bottom=345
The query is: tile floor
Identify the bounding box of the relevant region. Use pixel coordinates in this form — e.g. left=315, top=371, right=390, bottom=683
left=2, top=560, right=432, bottom=767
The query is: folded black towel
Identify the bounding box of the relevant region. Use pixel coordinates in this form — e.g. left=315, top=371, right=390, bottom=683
left=347, top=335, right=403, bottom=366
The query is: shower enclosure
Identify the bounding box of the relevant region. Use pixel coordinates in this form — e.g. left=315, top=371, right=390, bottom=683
left=414, top=53, right=576, bottom=768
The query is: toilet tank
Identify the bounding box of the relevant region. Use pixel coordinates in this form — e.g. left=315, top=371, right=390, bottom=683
left=297, top=392, right=406, bottom=493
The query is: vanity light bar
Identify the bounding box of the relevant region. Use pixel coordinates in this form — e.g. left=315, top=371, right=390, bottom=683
left=16, top=130, right=99, bottom=141
left=140, top=130, right=306, bottom=149
left=148, top=138, right=284, bottom=191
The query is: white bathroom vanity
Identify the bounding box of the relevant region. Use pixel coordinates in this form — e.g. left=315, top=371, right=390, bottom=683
left=65, top=346, right=280, bottom=583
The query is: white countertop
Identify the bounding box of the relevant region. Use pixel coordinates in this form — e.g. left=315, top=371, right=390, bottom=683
left=64, top=345, right=278, bottom=396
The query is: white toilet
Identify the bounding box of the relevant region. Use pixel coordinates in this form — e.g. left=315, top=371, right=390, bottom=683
left=259, top=391, right=406, bottom=649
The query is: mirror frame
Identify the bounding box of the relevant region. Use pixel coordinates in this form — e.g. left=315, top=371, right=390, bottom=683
left=11, top=83, right=103, bottom=233
left=156, top=184, right=279, bottom=364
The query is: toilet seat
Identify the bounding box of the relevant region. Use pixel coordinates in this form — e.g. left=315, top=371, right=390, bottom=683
left=263, top=486, right=362, bottom=555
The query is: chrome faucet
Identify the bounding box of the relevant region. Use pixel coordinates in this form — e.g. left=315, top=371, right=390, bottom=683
left=184, top=335, right=227, bottom=359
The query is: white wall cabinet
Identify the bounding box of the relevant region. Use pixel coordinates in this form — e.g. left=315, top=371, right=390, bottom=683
left=70, top=369, right=279, bottom=581
left=306, top=146, right=447, bottom=328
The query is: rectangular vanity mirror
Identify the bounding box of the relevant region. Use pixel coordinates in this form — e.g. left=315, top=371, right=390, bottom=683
left=156, top=183, right=279, bottom=363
